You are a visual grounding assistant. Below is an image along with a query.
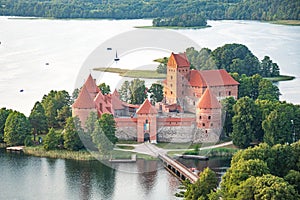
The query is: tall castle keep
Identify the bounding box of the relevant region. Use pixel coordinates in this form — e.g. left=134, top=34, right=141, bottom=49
left=72, top=52, right=239, bottom=143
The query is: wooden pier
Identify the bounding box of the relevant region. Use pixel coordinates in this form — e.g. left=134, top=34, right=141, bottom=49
left=6, top=146, right=24, bottom=153
left=109, top=154, right=137, bottom=163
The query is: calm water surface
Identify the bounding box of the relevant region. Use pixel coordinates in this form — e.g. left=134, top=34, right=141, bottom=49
left=0, top=149, right=230, bottom=200
left=0, top=18, right=299, bottom=116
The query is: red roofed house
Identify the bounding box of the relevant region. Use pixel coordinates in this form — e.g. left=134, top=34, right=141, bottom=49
left=72, top=52, right=239, bottom=143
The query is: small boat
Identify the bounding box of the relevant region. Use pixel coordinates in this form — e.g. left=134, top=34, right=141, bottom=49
left=114, top=51, right=120, bottom=62
left=20, top=89, right=24, bottom=92
left=107, top=47, right=112, bottom=50
left=45, top=62, right=49, bottom=65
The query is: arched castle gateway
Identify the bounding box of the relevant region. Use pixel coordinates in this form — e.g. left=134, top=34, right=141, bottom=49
left=72, top=52, right=239, bottom=143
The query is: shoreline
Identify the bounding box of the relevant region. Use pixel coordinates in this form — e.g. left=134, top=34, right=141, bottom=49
left=134, top=25, right=211, bottom=30
left=94, top=67, right=295, bottom=82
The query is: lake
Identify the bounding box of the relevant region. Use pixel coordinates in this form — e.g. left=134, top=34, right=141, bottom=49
left=0, top=17, right=299, bottom=199
left=0, top=148, right=230, bottom=200
left=0, top=17, right=299, bottom=116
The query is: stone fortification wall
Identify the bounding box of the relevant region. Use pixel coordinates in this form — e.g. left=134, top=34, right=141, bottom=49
left=115, top=118, right=137, bottom=140
left=157, top=121, right=221, bottom=143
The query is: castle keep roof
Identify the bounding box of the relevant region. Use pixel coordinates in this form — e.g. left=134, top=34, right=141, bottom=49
left=197, top=88, right=221, bottom=109
left=167, top=52, right=190, bottom=68
left=136, top=99, right=158, bottom=114
left=72, top=85, right=95, bottom=109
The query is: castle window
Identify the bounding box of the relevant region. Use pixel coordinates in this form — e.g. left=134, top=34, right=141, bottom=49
left=182, top=76, right=184, bottom=80
left=199, top=116, right=202, bottom=119
left=203, top=123, right=205, bottom=127
left=171, top=76, right=173, bottom=80
left=182, top=91, right=184, bottom=95
left=170, top=84, right=173, bottom=87
left=99, top=103, right=103, bottom=112
left=193, top=101, right=195, bottom=106
left=219, top=92, right=221, bottom=96
left=171, top=91, right=173, bottom=95
left=229, top=91, right=231, bottom=96
left=208, top=116, right=211, bottom=120
left=211, top=123, right=213, bottom=127
left=179, top=69, right=181, bottom=72
left=205, top=130, right=208, bottom=134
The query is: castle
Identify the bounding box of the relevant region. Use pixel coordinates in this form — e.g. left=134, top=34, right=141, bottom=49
left=72, top=52, right=239, bottom=143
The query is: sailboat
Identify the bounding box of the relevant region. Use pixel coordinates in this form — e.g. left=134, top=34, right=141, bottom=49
left=114, top=51, right=120, bottom=62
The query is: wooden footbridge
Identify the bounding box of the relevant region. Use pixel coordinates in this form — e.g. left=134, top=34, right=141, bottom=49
left=158, top=153, right=199, bottom=183
left=143, top=143, right=199, bottom=183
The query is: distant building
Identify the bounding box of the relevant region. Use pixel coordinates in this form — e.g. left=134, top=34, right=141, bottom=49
left=72, top=52, right=239, bottom=143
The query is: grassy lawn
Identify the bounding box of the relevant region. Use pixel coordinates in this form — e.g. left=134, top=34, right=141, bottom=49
left=264, top=75, right=295, bottom=82
left=117, top=140, right=139, bottom=144
left=134, top=25, right=210, bottom=30
left=93, top=67, right=166, bottom=79
left=115, top=145, right=135, bottom=150
left=167, top=147, right=239, bottom=158
left=155, top=142, right=199, bottom=150
left=270, top=20, right=300, bottom=26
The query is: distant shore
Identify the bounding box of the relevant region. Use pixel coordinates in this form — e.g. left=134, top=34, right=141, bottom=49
left=269, top=20, right=300, bottom=26
left=94, top=67, right=295, bottom=81
left=134, top=25, right=211, bottom=30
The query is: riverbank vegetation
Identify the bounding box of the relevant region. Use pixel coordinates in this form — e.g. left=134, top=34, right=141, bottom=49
left=215, top=142, right=300, bottom=199
left=270, top=20, right=300, bottom=26
left=1, top=0, right=298, bottom=22
left=93, top=67, right=166, bottom=79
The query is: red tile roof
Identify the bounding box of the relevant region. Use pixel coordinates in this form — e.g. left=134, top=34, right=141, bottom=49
left=199, top=69, right=239, bottom=86
left=168, top=52, right=190, bottom=68
left=189, top=70, right=207, bottom=87
left=189, top=69, right=239, bottom=87
left=197, top=88, right=221, bottom=109
left=84, top=74, right=100, bottom=94
left=72, top=85, right=95, bottom=109
left=136, top=99, right=158, bottom=114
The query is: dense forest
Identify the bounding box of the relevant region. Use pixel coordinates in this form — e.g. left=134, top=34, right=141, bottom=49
left=152, top=14, right=207, bottom=27
left=0, top=0, right=299, bottom=20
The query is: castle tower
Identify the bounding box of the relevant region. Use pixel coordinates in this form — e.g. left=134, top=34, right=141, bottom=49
left=136, top=99, right=158, bottom=143
left=72, top=85, right=97, bottom=128
left=84, top=74, right=100, bottom=99
left=164, top=52, right=190, bottom=107
left=196, top=88, right=222, bottom=130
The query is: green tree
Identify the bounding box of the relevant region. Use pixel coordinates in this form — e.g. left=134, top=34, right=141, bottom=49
left=29, top=101, right=47, bottom=141
left=262, top=103, right=300, bottom=146
left=185, top=168, right=218, bottom=200
left=284, top=170, right=300, bottom=194
left=98, top=113, right=117, bottom=144
left=231, top=97, right=262, bottom=148
left=155, top=57, right=168, bottom=74
left=211, top=43, right=261, bottom=76
left=41, top=90, right=71, bottom=128
left=98, top=82, right=111, bottom=95
left=55, top=105, right=71, bottom=128
left=0, top=108, right=13, bottom=142
left=257, top=79, right=280, bottom=101
left=148, top=83, right=163, bottom=104
left=118, top=80, right=130, bottom=102
left=63, top=117, right=83, bottom=151
left=129, top=79, right=147, bottom=104
left=221, top=97, right=236, bottom=137
left=91, top=113, right=117, bottom=156
left=4, top=111, right=31, bottom=146
left=43, top=128, right=60, bottom=150
left=119, top=79, right=147, bottom=104
left=254, top=174, right=299, bottom=200
left=221, top=159, right=270, bottom=199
